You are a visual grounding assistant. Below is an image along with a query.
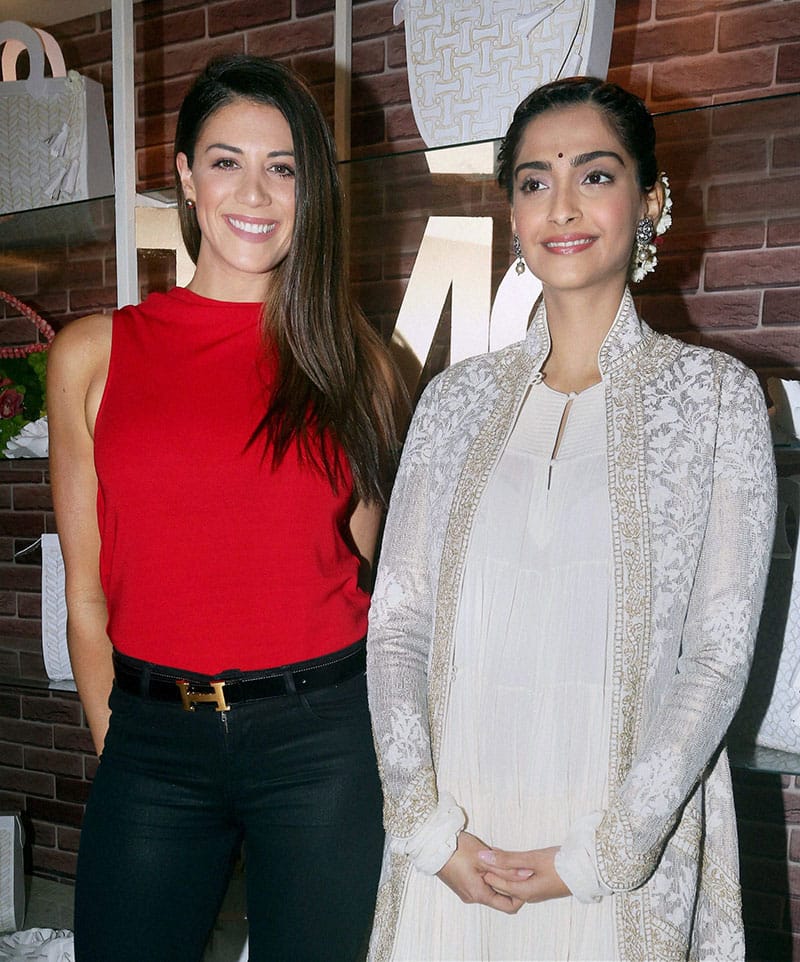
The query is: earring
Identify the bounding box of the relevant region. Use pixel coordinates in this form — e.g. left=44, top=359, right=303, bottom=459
left=185, top=198, right=195, bottom=209
left=631, top=216, right=656, bottom=283
left=513, top=234, right=525, bottom=275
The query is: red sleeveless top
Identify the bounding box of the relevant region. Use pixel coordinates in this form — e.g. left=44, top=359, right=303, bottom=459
left=93, top=287, right=368, bottom=674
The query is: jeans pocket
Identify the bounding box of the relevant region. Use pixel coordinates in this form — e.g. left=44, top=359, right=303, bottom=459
left=298, top=671, right=371, bottom=724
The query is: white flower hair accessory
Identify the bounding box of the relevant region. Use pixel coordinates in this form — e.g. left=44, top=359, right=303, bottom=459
left=631, top=172, right=672, bottom=283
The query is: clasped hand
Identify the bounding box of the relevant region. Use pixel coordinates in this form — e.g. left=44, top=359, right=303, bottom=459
left=436, top=832, right=569, bottom=914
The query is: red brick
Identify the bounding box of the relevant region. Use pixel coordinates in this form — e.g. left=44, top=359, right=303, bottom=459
left=247, top=16, right=333, bottom=58
left=56, top=776, right=92, bottom=805
left=354, top=69, right=412, bottom=112
left=49, top=15, right=100, bottom=39
left=68, top=287, right=119, bottom=315
left=139, top=76, right=189, bottom=118
left=705, top=248, right=799, bottom=290
left=290, top=51, right=335, bottom=85
left=17, top=593, right=41, bottom=619
left=701, top=328, right=800, bottom=372
left=31, top=845, right=78, bottom=878
left=607, top=63, right=652, bottom=104
left=611, top=15, right=715, bottom=68
left=22, top=697, right=82, bottom=727
left=720, top=2, right=800, bottom=50
left=53, top=725, right=95, bottom=755
left=0, top=766, right=54, bottom=798
left=24, top=747, right=84, bottom=779
left=353, top=38, right=386, bottom=77
left=0, top=741, right=23, bottom=767
left=0, top=718, right=51, bottom=748
left=138, top=35, right=245, bottom=84
left=351, top=109, right=387, bottom=151
left=657, top=0, right=769, bottom=15
left=615, top=0, right=654, bottom=27
left=84, top=756, right=99, bottom=781
left=137, top=7, right=207, bottom=48
left=769, top=219, right=800, bottom=247
left=652, top=49, right=775, bottom=100
left=775, top=133, right=800, bottom=171
left=657, top=137, right=766, bottom=185
left=19, top=651, right=47, bottom=678
left=0, top=565, right=41, bottom=592
left=12, top=486, right=53, bottom=511
left=778, top=42, right=800, bottom=83
left=296, top=0, right=333, bottom=14
left=133, top=0, right=200, bottom=18
left=208, top=0, right=290, bottom=35
left=640, top=291, right=762, bottom=332
left=58, top=825, right=82, bottom=853
left=667, top=222, right=766, bottom=255
left=353, top=1, right=396, bottom=42
left=387, top=31, right=406, bottom=69
left=636, top=251, right=701, bottom=294
left=707, top=176, right=800, bottom=220
left=60, top=31, right=113, bottom=70
left=30, top=819, right=56, bottom=849
left=764, top=289, right=800, bottom=326
left=26, top=797, right=85, bottom=829
left=713, top=95, right=800, bottom=136
left=0, top=511, right=46, bottom=538
left=0, top=591, right=14, bottom=616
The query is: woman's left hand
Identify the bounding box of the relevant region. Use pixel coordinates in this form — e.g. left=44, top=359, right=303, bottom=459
left=477, top=846, right=571, bottom=903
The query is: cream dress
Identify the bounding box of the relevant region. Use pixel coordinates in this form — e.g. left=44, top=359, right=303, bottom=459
left=391, top=379, right=618, bottom=962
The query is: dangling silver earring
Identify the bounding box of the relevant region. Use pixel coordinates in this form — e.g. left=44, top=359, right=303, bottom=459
left=631, top=217, right=656, bottom=283
left=513, top=234, right=525, bottom=275
left=185, top=198, right=195, bottom=209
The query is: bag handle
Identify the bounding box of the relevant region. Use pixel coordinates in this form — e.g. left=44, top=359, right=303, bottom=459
left=0, top=290, right=56, bottom=360
left=0, top=21, right=51, bottom=97
left=1, top=25, right=66, bottom=81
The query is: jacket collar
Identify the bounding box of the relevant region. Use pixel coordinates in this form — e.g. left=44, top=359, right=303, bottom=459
left=522, top=288, right=656, bottom=377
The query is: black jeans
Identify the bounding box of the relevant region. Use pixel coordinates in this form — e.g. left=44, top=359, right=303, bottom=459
left=74, top=665, right=384, bottom=962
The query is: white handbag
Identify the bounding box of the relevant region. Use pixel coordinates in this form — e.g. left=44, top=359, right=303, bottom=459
left=0, top=20, right=114, bottom=215
left=732, top=476, right=800, bottom=753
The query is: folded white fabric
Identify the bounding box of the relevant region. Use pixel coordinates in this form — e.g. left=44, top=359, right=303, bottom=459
left=390, top=791, right=466, bottom=875
left=554, top=810, right=614, bottom=904
left=0, top=928, right=74, bottom=961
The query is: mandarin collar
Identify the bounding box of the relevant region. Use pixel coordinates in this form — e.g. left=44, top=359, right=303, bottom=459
left=522, top=288, right=655, bottom=378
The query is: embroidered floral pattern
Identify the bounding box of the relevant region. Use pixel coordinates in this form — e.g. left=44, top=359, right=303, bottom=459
left=366, top=290, right=774, bottom=961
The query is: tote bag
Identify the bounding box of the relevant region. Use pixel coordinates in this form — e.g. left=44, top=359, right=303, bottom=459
left=0, top=20, right=114, bottom=215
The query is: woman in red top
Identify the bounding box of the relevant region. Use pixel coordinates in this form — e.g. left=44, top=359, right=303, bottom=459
left=48, top=55, right=404, bottom=962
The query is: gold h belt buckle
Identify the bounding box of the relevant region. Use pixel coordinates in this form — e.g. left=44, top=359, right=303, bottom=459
left=176, top=679, right=229, bottom=712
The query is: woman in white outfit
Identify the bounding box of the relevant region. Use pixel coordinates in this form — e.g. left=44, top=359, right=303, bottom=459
left=366, top=77, right=776, bottom=962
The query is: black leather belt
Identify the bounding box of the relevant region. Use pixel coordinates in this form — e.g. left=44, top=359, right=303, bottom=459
left=112, top=640, right=366, bottom=712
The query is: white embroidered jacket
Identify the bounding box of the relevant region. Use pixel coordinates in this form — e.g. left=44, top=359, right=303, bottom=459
left=367, top=291, right=776, bottom=962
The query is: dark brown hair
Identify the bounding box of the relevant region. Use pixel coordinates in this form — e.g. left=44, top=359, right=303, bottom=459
left=174, top=55, right=406, bottom=504
left=497, top=76, right=658, bottom=199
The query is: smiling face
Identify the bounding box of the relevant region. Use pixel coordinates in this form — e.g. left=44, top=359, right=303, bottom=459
left=176, top=98, right=296, bottom=301
left=511, top=103, right=661, bottom=302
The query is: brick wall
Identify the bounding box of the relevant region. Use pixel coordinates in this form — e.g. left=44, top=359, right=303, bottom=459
left=0, top=2, right=799, bottom=956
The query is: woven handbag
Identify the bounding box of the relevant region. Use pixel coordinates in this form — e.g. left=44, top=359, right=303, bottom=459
left=0, top=290, right=55, bottom=457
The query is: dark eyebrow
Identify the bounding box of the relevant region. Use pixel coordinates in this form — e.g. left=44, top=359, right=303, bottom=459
left=204, top=142, right=295, bottom=158
left=571, top=150, right=626, bottom=167
left=513, top=149, right=626, bottom=179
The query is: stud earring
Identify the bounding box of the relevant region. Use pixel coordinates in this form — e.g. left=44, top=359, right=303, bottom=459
left=513, top=234, right=525, bottom=275
left=185, top=198, right=195, bottom=209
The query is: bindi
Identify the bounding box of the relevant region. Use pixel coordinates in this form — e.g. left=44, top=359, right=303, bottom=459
left=558, top=152, right=563, bottom=158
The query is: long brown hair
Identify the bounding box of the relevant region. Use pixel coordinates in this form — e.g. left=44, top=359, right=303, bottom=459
left=174, top=55, right=406, bottom=504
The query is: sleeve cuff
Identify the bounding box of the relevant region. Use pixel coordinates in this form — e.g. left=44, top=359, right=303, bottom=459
left=389, top=791, right=466, bottom=875
left=554, top=810, right=614, bottom=904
